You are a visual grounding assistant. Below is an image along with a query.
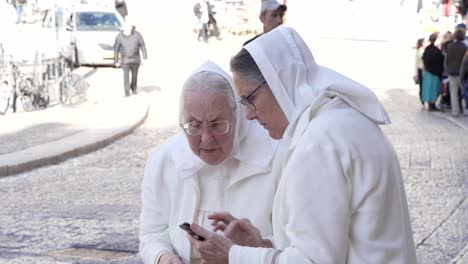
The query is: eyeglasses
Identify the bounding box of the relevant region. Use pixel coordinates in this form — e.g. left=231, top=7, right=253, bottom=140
left=240, top=80, right=266, bottom=111
left=180, top=120, right=231, bottom=136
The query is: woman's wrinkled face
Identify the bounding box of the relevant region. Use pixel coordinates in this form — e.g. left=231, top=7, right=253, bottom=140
left=182, top=92, right=236, bottom=165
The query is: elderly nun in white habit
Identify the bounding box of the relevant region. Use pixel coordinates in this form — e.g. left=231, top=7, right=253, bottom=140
left=187, top=26, right=417, bottom=263
left=138, top=61, right=283, bottom=264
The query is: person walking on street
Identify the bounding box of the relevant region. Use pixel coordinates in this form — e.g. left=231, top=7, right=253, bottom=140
left=243, top=0, right=286, bottom=46
left=193, top=0, right=221, bottom=43
left=114, top=23, right=147, bottom=97
left=115, top=0, right=127, bottom=20
left=458, top=50, right=468, bottom=115
left=15, top=0, right=26, bottom=24
left=414, top=38, right=425, bottom=107
left=440, top=31, right=453, bottom=110
left=446, top=28, right=467, bottom=117
left=422, top=33, right=444, bottom=111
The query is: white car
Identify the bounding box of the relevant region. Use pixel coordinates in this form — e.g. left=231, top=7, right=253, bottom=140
left=66, top=3, right=125, bottom=66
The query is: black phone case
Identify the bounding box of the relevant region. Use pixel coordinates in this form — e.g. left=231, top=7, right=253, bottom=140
left=179, top=222, right=206, bottom=241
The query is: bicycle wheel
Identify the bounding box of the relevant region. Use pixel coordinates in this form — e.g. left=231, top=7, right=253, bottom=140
left=19, top=78, right=35, bottom=112
left=60, top=73, right=88, bottom=106
left=0, top=80, right=11, bottom=115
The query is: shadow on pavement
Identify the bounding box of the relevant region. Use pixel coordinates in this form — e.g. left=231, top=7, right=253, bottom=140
left=82, top=68, right=98, bottom=79
left=0, top=122, right=83, bottom=155
left=140, top=85, right=161, bottom=93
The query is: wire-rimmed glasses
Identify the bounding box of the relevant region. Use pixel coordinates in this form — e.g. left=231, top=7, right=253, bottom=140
left=180, top=120, right=231, bottom=136
left=239, top=80, right=266, bottom=111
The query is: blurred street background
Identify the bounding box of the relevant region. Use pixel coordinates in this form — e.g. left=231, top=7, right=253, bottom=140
left=0, top=0, right=467, bottom=263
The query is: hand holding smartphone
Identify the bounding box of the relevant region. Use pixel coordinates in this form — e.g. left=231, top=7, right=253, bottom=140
left=179, top=222, right=206, bottom=241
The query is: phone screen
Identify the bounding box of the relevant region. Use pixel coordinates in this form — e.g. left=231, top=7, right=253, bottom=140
left=179, top=222, right=206, bottom=241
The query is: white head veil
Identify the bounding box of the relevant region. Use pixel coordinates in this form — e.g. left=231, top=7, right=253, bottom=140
left=171, top=61, right=278, bottom=177
left=244, top=26, right=390, bottom=133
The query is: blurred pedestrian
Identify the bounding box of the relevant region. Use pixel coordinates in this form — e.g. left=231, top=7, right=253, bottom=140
left=193, top=0, right=221, bottom=43
left=15, top=0, right=26, bottom=24
left=115, top=0, right=127, bottom=20
left=114, top=23, right=147, bottom=97
left=243, top=0, right=286, bottom=46
left=458, top=50, right=468, bottom=115
left=414, top=38, right=425, bottom=107
left=440, top=31, right=453, bottom=111
left=422, top=33, right=444, bottom=111
left=446, top=28, right=467, bottom=116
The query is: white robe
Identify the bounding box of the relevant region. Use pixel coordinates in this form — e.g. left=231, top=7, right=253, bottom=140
left=229, top=26, right=417, bottom=263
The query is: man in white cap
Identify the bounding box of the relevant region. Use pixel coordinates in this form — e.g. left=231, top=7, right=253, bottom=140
left=243, top=0, right=287, bottom=46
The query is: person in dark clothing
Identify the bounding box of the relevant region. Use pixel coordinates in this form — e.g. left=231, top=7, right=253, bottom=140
left=207, top=1, right=221, bottom=40
left=458, top=51, right=468, bottom=115
left=114, top=23, right=147, bottom=97
left=115, top=0, right=128, bottom=19
left=414, top=38, right=424, bottom=105
left=446, top=28, right=467, bottom=116
left=243, top=0, right=287, bottom=46
left=440, top=31, right=453, bottom=110
left=422, top=33, right=444, bottom=111
left=193, top=0, right=221, bottom=43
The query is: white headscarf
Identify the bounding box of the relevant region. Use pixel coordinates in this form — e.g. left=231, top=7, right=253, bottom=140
left=170, top=61, right=278, bottom=177
left=244, top=26, right=390, bottom=133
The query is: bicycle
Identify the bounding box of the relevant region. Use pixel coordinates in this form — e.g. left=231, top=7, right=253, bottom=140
left=0, top=61, right=49, bottom=115
left=58, top=65, right=89, bottom=106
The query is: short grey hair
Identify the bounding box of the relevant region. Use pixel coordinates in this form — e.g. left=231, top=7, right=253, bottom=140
left=179, top=71, right=236, bottom=123
left=230, top=48, right=264, bottom=84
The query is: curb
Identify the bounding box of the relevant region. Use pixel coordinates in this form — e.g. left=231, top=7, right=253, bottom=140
left=0, top=101, right=149, bottom=177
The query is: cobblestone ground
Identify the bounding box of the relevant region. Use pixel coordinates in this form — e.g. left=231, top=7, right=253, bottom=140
left=0, top=89, right=467, bottom=263
left=381, top=90, right=468, bottom=263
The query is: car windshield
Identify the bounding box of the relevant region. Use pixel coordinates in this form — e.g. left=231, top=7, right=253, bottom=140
left=76, top=12, right=121, bottom=31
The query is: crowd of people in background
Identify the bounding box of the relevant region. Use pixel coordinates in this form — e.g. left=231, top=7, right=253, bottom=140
left=415, top=23, right=468, bottom=116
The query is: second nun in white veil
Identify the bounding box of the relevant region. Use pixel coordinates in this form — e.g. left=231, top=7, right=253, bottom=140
left=187, top=26, right=417, bottom=264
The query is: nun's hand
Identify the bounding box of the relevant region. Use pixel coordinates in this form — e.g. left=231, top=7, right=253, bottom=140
left=224, top=218, right=272, bottom=248
left=208, top=212, right=237, bottom=232
left=187, top=223, right=233, bottom=264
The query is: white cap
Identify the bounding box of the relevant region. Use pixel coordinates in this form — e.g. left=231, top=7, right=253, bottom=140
left=260, top=0, right=287, bottom=15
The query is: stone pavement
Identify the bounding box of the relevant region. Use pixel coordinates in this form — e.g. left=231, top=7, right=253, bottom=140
left=0, top=88, right=466, bottom=263
left=377, top=89, right=468, bottom=263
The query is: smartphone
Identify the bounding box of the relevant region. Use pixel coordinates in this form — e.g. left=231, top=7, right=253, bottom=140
left=179, top=222, right=206, bottom=241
